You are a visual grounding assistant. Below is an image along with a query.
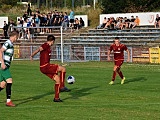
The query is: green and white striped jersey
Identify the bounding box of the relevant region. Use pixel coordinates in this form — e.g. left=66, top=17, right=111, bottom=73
left=1, top=40, right=14, bottom=68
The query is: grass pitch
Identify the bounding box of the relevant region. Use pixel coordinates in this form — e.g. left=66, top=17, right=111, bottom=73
left=0, top=61, right=160, bottom=120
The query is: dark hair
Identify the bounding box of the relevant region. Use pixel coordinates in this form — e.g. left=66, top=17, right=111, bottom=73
left=115, top=37, right=119, bottom=40
left=47, top=35, right=55, bottom=41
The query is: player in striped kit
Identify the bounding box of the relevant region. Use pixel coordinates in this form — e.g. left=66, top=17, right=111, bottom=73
left=0, top=31, right=19, bottom=107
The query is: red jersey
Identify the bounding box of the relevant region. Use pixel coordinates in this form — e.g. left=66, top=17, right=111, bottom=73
left=109, top=43, right=128, bottom=61
left=40, top=43, right=51, bottom=66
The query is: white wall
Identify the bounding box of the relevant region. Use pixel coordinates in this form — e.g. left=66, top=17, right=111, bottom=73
left=0, top=17, right=8, bottom=28
left=100, top=12, right=160, bottom=26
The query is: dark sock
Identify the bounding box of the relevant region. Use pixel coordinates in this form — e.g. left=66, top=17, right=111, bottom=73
left=112, top=71, right=116, bottom=81
left=0, top=87, right=4, bottom=91
left=6, top=83, right=12, bottom=99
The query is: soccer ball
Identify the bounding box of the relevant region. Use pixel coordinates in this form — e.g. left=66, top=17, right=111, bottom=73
left=67, top=76, right=75, bottom=84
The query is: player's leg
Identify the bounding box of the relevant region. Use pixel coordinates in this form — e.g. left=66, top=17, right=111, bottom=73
left=109, top=65, right=117, bottom=85
left=116, top=60, right=125, bottom=84
left=41, top=65, right=63, bottom=102
left=117, top=67, right=125, bottom=84
left=58, top=65, right=70, bottom=92
left=117, top=67, right=124, bottom=79
left=58, top=66, right=66, bottom=89
left=43, top=73, right=62, bottom=102
left=52, top=75, right=62, bottom=102
left=0, top=81, right=6, bottom=91
left=1, top=68, right=15, bottom=107
left=6, top=78, right=15, bottom=107
left=116, top=60, right=124, bottom=79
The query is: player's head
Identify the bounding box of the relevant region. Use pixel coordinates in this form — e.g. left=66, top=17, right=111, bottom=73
left=47, top=35, right=55, bottom=46
left=9, top=30, right=19, bottom=42
left=47, top=35, right=55, bottom=41
left=115, top=37, right=119, bottom=40
left=114, top=37, right=120, bottom=45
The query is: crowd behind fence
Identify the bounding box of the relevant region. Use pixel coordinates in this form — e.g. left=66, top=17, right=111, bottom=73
left=1, top=8, right=85, bottom=40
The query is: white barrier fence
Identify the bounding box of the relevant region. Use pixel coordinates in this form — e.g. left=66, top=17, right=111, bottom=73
left=100, top=12, right=160, bottom=26
left=0, top=17, right=8, bottom=28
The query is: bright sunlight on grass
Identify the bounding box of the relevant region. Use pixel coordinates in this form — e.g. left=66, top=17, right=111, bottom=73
left=0, top=61, right=160, bottom=120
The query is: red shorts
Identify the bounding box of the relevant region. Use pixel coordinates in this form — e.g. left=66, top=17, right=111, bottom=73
left=114, top=60, right=123, bottom=68
left=40, top=64, right=59, bottom=79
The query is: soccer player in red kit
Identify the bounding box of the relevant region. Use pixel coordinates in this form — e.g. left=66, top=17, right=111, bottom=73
left=108, top=37, right=130, bottom=85
left=30, top=35, right=70, bottom=102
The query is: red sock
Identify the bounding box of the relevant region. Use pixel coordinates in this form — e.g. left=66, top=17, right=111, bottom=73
left=60, top=72, right=66, bottom=89
left=112, top=71, right=116, bottom=81
left=54, top=84, right=60, bottom=99
left=117, top=70, right=124, bottom=79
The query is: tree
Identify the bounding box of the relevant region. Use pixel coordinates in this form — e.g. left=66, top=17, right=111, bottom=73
left=0, top=0, right=18, bottom=6
left=101, top=0, right=160, bottom=14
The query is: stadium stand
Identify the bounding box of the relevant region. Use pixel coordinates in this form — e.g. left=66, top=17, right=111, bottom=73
left=69, top=27, right=160, bottom=46
left=1, top=25, right=160, bottom=63
left=65, top=26, right=160, bottom=63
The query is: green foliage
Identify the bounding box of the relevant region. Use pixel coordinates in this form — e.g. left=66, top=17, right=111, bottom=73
left=0, top=4, right=12, bottom=12
left=0, top=0, right=18, bottom=7
left=101, top=0, right=160, bottom=13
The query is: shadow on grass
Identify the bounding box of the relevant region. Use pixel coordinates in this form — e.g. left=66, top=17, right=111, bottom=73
left=63, top=86, right=99, bottom=100
left=0, top=86, right=99, bottom=105
left=124, top=77, right=147, bottom=84
left=13, top=91, right=53, bottom=106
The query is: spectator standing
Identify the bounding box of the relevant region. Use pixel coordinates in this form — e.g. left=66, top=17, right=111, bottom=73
left=3, top=21, right=8, bottom=39
left=35, top=14, right=40, bottom=33
left=23, top=11, right=28, bottom=20
left=39, top=13, right=46, bottom=34
left=35, top=8, right=40, bottom=14
left=27, top=1, right=32, bottom=16
left=28, top=24, right=34, bottom=42
left=69, top=9, right=75, bottom=28
left=8, top=20, right=16, bottom=32
left=62, top=12, right=69, bottom=30
left=18, top=17, right=24, bottom=38
left=22, top=19, right=28, bottom=39
left=58, top=12, right=64, bottom=26
left=46, top=15, right=52, bottom=33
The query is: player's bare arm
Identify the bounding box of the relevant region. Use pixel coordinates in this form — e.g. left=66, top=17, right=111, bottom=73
left=126, top=49, right=130, bottom=62
left=107, top=50, right=111, bottom=61
left=0, top=48, right=6, bottom=69
left=30, top=47, right=43, bottom=60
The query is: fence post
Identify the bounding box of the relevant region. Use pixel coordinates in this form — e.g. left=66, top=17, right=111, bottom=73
left=60, top=26, right=63, bottom=63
